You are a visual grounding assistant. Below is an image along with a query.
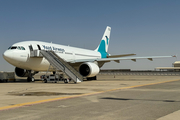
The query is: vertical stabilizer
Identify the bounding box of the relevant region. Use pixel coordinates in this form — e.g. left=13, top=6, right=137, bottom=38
left=95, top=26, right=111, bottom=58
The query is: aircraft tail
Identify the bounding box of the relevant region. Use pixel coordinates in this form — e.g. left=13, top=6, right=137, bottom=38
left=95, top=26, right=111, bottom=58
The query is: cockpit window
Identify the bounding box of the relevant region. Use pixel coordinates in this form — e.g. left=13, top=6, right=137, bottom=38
left=11, top=46, right=17, bottom=49
left=17, top=46, right=21, bottom=50
left=21, top=47, right=25, bottom=50
left=8, top=46, right=26, bottom=50
left=8, top=46, right=12, bottom=49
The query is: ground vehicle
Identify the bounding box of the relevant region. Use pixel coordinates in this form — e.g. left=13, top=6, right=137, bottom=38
left=41, top=74, right=71, bottom=83
left=0, top=72, right=15, bottom=82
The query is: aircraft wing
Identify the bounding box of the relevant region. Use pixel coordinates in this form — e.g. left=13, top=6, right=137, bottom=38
left=107, top=53, right=136, bottom=58
left=70, top=55, right=175, bottom=63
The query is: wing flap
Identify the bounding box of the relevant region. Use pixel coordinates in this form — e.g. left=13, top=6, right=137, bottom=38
left=131, top=59, right=136, bottom=62
left=107, top=54, right=136, bottom=58
left=114, top=60, right=120, bottom=63
left=148, top=58, right=153, bottom=61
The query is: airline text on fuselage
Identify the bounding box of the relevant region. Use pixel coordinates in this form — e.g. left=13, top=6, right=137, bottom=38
left=42, top=45, right=65, bottom=52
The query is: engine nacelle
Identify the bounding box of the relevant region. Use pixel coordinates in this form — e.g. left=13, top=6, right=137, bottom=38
left=15, top=67, right=29, bottom=77
left=79, top=62, right=100, bottom=77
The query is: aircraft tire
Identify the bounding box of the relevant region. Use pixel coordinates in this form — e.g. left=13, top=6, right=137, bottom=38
left=27, top=77, right=31, bottom=82
left=31, top=77, right=35, bottom=82
left=64, top=79, right=69, bottom=84
left=44, top=79, right=47, bottom=83
left=27, top=77, right=35, bottom=82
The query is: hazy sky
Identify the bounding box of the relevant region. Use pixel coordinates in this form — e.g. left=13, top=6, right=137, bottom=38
left=0, top=0, right=180, bottom=72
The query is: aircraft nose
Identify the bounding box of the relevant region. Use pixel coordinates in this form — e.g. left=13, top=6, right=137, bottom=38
left=3, top=50, right=14, bottom=62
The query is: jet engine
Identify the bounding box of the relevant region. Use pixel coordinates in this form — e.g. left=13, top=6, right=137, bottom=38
left=15, top=67, right=29, bottom=77
left=79, top=62, right=100, bottom=77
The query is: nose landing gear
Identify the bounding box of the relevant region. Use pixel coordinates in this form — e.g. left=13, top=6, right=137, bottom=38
left=27, top=71, right=38, bottom=82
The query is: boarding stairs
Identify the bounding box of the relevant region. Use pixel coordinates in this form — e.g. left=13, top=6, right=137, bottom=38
left=40, top=50, right=83, bottom=83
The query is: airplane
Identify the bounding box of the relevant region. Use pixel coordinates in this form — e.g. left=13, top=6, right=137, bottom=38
left=3, top=26, right=174, bottom=82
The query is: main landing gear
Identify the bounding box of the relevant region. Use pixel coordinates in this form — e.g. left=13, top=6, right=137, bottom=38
left=27, top=77, right=35, bottom=82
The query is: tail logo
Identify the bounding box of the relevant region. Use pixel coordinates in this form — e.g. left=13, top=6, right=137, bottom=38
left=105, top=36, right=109, bottom=45
left=97, top=36, right=109, bottom=58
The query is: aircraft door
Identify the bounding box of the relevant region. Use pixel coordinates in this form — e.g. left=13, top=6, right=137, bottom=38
left=29, top=44, right=41, bottom=57
left=29, top=45, right=33, bottom=51
left=29, top=44, right=39, bottom=51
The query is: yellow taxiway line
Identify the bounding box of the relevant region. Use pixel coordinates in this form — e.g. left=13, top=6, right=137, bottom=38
left=0, top=79, right=180, bottom=111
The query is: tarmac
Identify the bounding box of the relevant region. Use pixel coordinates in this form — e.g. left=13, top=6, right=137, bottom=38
left=0, top=74, right=180, bottom=120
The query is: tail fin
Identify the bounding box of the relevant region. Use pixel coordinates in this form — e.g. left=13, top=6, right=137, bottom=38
left=95, top=26, right=111, bottom=58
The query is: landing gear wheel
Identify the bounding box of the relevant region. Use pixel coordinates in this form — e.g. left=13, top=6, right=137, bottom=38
left=87, top=76, right=97, bottom=81
left=31, top=77, right=35, bottom=82
left=27, top=77, right=35, bottom=82
left=44, top=79, right=47, bottom=83
left=64, top=79, right=69, bottom=84
left=27, top=77, right=31, bottom=82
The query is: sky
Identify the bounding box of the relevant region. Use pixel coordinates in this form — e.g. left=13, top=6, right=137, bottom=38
left=0, top=0, right=180, bottom=72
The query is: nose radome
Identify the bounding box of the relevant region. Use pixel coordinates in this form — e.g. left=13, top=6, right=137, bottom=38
left=3, top=50, right=14, bottom=62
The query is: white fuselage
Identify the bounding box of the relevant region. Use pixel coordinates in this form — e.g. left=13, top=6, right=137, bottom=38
left=3, top=41, right=101, bottom=71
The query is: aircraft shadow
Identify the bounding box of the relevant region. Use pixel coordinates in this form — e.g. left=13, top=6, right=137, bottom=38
left=101, top=97, right=180, bottom=103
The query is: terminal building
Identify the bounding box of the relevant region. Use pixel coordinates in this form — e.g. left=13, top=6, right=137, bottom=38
left=156, top=61, right=180, bottom=71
